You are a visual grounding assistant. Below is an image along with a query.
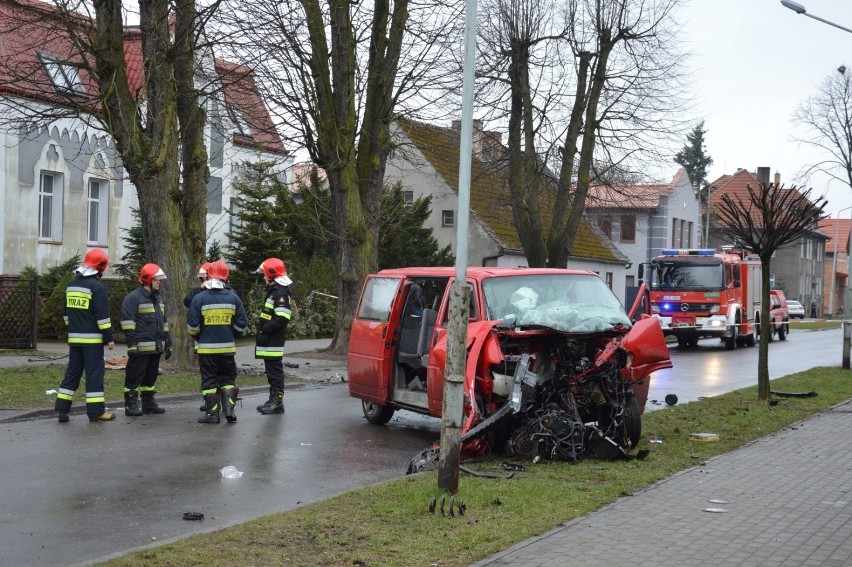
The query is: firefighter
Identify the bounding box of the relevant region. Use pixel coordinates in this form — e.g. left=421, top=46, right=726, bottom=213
left=55, top=248, right=116, bottom=423
left=183, top=262, right=211, bottom=308
left=121, top=263, right=170, bottom=417
left=187, top=260, right=248, bottom=424
left=254, top=258, right=293, bottom=415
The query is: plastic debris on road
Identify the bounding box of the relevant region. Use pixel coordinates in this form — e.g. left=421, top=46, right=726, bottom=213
left=220, top=465, right=243, bottom=479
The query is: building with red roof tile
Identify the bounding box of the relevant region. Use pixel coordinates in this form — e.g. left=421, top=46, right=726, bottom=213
left=818, top=218, right=850, bottom=316
left=707, top=167, right=827, bottom=315
left=584, top=167, right=702, bottom=291
left=0, top=0, right=289, bottom=275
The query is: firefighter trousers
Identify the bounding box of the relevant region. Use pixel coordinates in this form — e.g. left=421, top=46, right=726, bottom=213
left=55, top=345, right=107, bottom=417
left=125, top=353, right=161, bottom=392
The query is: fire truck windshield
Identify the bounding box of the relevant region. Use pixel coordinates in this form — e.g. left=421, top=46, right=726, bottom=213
left=653, top=260, right=723, bottom=291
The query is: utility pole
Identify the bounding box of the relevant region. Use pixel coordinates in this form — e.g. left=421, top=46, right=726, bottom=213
left=439, top=0, right=477, bottom=493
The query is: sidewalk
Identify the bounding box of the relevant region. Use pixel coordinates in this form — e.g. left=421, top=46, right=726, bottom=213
left=471, top=400, right=852, bottom=567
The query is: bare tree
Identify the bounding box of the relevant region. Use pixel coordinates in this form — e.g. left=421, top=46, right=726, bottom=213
left=475, top=0, right=689, bottom=267
left=714, top=182, right=827, bottom=401
left=793, top=66, right=852, bottom=192
left=0, top=0, right=215, bottom=367
left=216, top=0, right=463, bottom=354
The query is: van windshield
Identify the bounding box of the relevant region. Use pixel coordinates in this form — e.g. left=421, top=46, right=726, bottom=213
left=482, top=274, right=631, bottom=333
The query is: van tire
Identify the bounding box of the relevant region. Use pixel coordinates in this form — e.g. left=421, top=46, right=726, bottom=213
left=362, top=400, right=395, bottom=425
left=778, top=321, right=787, bottom=341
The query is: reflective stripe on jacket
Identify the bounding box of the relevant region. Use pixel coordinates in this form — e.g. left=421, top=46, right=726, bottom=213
left=255, top=283, right=292, bottom=360
left=64, top=275, right=113, bottom=346
left=121, top=286, right=169, bottom=355
left=187, top=288, right=247, bottom=355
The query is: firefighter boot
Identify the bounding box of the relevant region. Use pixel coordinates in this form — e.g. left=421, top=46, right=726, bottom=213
left=258, top=387, right=285, bottom=415
left=256, top=387, right=276, bottom=412
left=88, top=412, right=116, bottom=423
left=141, top=391, right=166, bottom=414
left=198, top=394, right=221, bottom=424
left=124, top=390, right=143, bottom=417
left=221, top=386, right=239, bottom=423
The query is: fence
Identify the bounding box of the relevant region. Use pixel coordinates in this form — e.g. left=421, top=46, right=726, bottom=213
left=0, top=276, right=39, bottom=349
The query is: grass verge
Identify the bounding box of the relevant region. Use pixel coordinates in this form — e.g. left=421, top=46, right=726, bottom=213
left=92, top=367, right=851, bottom=567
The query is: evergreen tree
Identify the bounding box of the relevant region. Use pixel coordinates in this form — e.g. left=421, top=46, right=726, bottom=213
left=113, top=208, right=146, bottom=282
left=225, top=161, right=291, bottom=283
left=206, top=240, right=224, bottom=262
left=378, top=182, right=454, bottom=269
left=674, top=121, right=714, bottom=196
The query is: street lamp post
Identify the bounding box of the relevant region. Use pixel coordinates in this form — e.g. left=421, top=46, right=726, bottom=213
left=781, top=1, right=852, bottom=34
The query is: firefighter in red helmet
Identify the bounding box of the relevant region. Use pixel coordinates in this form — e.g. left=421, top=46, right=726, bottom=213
left=183, top=262, right=212, bottom=308
left=254, top=258, right=293, bottom=414
left=187, top=260, right=248, bottom=424
left=55, top=248, right=116, bottom=423
left=120, top=263, right=170, bottom=416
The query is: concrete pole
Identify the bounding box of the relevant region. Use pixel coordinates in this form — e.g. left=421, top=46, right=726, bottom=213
left=843, top=321, right=851, bottom=369
left=439, top=0, right=477, bottom=494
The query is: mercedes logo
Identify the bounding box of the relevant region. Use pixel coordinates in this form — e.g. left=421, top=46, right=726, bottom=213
left=680, top=303, right=689, bottom=312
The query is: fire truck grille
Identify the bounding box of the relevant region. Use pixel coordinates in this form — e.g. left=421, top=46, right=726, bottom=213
left=662, top=303, right=716, bottom=314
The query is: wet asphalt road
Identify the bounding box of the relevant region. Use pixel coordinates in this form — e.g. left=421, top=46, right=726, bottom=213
left=0, top=327, right=843, bottom=566
left=0, top=383, right=440, bottom=567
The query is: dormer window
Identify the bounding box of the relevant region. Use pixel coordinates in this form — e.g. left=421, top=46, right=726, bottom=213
left=39, top=54, right=86, bottom=96
left=228, top=105, right=251, bottom=136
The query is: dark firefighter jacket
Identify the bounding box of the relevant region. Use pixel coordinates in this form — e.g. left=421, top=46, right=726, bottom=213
left=121, top=286, right=170, bottom=355
left=255, top=283, right=292, bottom=359
left=186, top=288, right=248, bottom=355
left=64, top=274, right=113, bottom=346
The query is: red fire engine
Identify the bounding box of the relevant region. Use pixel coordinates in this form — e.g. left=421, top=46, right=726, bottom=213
left=641, top=247, right=761, bottom=349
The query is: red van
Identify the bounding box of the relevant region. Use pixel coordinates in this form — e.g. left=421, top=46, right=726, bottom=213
left=347, top=267, right=672, bottom=461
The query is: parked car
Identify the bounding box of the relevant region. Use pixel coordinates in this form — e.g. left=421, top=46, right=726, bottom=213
left=347, top=267, right=672, bottom=467
left=767, top=289, right=790, bottom=341
left=786, top=299, right=806, bottom=319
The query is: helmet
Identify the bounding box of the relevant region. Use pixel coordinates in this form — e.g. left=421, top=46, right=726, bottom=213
left=83, top=249, right=109, bottom=272
left=138, top=263, right=167, bottom=286
left=257, top=258, right=286, bottom=279
left=206, top=260, right=229, bottom=281
left=197, top=262, right=211, bottom=279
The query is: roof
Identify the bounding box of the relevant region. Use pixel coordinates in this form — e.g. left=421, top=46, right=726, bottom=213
left=586, top=168, right=688, bottom=209
left=819, top=218, right=851, bottom=255
left=708, top=169, right=819, bottom=230
left=0, top=0, right=285, bottom=155
left=397, top=117, right=622, bottom=263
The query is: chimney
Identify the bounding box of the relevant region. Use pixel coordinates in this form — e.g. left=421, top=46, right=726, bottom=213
left=756, top=167, right=770, bottom=184
left=774, top=172, right=781, bottom=186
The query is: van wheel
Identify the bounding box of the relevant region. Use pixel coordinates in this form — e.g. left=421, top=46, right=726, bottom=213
left=362, top=400, right=395, bottom=425
left=617, top=396, right=642, bottom=449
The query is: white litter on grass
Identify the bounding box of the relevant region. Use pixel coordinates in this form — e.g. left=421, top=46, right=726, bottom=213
left=220, top=466, right=243, bottom=479
left=45, top=389, right=57, bottom=395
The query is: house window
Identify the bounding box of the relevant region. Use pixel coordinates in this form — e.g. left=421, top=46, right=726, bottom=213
left=597, top=215, right=612, bottom=238
left=442, top=210, right=455, bottom=227
left=207, top=177, right=223, bottom=214
left=39, top=54, right=86, bottom=96
left=626, top=275, right=636, bottom=288
left=39, top=172, right=63, bottom=241
left=671, top=218, right=678, bottom=247
left=403, top=191, right=414, bottom=207
left=605, top=272, right=613, bottom=290
left=229, top=197, right=243, bottom=235
left=228, top=105, right=251, bottom=136
left=87, top=179, right=108, bottom=244
left=687, top=221, right=693, bottom=248
left=679, top=219, right=685, bottom=248
left=620, top=215, right=636, bottom=243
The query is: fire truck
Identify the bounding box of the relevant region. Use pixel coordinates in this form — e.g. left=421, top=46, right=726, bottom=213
left=640, top=247, right=761, bottom=350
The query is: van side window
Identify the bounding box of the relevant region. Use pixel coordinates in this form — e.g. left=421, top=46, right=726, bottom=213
left=356, top=278, right=399, bottom=321
left=441, top=281, right=477, bottom=325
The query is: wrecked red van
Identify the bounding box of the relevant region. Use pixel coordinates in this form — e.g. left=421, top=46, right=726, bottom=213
left=347, top=267, right=672, bottom=462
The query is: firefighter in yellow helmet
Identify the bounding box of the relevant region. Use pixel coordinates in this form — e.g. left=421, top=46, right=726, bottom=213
left=120, top=263, right=170, bottom=416
left=55, top=249, right=115, bottom=423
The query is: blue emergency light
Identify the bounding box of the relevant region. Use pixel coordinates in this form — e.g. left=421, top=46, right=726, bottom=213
left=661, top=249, right=715, bottom=256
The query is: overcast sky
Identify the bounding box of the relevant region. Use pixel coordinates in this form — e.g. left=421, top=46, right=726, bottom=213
left=682, top=0, right=852, bottom=218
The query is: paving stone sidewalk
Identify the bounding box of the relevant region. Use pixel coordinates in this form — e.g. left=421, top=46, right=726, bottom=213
left=471, top=401, right=852, bottom=567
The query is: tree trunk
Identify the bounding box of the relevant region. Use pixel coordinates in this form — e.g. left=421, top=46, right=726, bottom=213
left=758, top=256, right=772, bottom=401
